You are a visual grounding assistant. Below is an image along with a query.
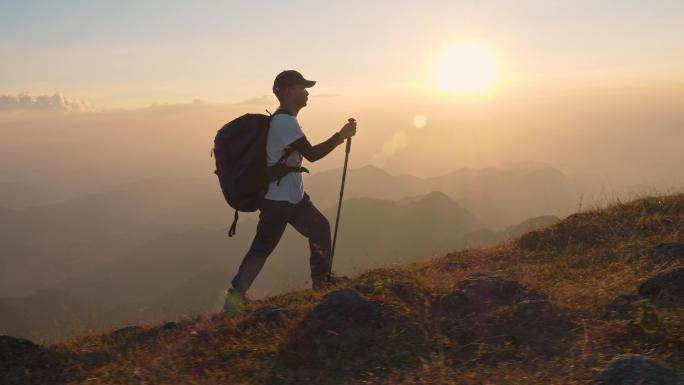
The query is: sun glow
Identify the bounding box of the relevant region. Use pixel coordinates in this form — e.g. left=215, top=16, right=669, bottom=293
left=434, top=42, right=498, bottom=95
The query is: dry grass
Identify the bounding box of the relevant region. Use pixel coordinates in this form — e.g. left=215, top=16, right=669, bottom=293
left=11, top=192, right=684, bottom=384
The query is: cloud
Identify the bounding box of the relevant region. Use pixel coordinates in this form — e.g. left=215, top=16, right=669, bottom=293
left=142, top=99, right=218, bottom=111
left=233, top=95, right=276, bottom=106
left=232, top=93, right=339, bottom=106
left=0, top=93, right=91, bottom=112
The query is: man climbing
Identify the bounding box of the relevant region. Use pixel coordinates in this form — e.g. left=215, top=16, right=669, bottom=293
left=223, top=70, right=357, bottom=313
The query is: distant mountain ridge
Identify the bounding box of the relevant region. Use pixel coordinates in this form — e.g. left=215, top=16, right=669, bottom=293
left=0, top=183, right=55, bottom=210
left=307, top=164, right=583, bottom=228
left=0, top=191, right=559, bottom=340
left=53, top=191, right=482, bottom=306
left=0, top=164, right=586, bottom=298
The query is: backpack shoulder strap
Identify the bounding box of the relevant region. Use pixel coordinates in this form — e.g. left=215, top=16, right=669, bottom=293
left=267, top=106, right=305, bottom=185
left=270, top=107, right=297, bottom=165
left=228, top=209, right=239, bottom=237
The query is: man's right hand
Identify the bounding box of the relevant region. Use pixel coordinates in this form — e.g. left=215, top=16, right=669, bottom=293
left=339, top=118, right=357, bottom=140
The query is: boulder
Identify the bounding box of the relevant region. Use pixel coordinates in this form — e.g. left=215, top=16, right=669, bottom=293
left=446, top=273, right=546, bottom=314
left=512, top=299, right=574, bottom=339
left=287, top=288, right=407, bottom=363
left=639, top=266, right=684, bottom=304
left=110, top=325, right=143, bottom=338
left=271, top=288, right=420, bottom=384
left=318, top=287, right=365, bottom=308
left=650, top=242, right=684, bottom=262
left=433, top=273, right=575, bottom=355
left=593, top=354, right=684, bottom=385
left=0, top=335, right=42, bottom=370
left=0, top=335, right=63, bottom=385
left=605, top=293, right=642, bottom=318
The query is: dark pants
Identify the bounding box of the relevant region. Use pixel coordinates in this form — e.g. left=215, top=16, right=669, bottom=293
left=231, top=193, right=331, bottom=293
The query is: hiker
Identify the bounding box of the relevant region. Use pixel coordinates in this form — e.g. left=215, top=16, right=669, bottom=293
left=223, top=70, right=357, bottom=313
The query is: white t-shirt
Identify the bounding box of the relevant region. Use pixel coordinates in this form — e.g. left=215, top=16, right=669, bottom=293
left=264, top=113, right=305, bottom=204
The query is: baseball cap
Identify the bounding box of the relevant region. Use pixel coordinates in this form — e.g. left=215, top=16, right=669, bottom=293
left=272, top=70, right=316, bottom=94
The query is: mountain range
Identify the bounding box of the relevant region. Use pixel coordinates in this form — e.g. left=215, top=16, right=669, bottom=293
left=0, top=185, right=558, bottom=340
left=0, top=164, right=591, bottom=297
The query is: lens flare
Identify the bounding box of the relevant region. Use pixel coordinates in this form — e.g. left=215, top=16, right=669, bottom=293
left=413, top=114, right=427, bottom=128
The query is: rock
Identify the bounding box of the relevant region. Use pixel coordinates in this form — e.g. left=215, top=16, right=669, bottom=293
left=514, top=300, right=572, bottom=331
left=650, top=242, right=684, bottom=261
left=0, top=335, right=42, bottom=368
left=459, top=273, right=545, bottom=301
left=292, top=289, right=401, bottom=352
left=441, top=273, right=545, bottom=313
left=105, top=323, right=177, bottom=349
left=638, top=266, right=684, bottom=304
left=110, top=325, right=143, bottom=338
left=593, top=354, right=684, bottom=385
left=0, top=335, right=63, bottom=385
left=433, top=274, right=575, bottom=355
left=272, top=288, right=419, bottom=383
left=318, top=287, right=365, bottom=309
left=605, top=293, right=642, bottom=318
left=161, top=321, right=178, bottom=331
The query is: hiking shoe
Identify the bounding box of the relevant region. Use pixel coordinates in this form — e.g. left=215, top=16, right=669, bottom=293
left=312, top=273, right=352, bottom=291
left=222, top=288, right=250, bottom=314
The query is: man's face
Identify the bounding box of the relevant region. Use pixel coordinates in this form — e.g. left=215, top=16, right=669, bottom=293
left=284, top=84, right=309, bottom=108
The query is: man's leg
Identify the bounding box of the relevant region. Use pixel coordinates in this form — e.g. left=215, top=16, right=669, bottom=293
left=231, top=199, right=292, bottom=293
left=288, top=193, right=332, bottom=279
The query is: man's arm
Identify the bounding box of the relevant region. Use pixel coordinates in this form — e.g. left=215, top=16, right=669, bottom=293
left=288, top=119, right=357, bottom=162
left=289, top=133, right=344, bottom=162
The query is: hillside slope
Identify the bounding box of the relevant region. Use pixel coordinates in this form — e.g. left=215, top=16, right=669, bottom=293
left=2, top=193, right=684, bottom=384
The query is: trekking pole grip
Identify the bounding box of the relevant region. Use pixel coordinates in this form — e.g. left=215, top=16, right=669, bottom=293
left=345, top=118, right=354, bottom=153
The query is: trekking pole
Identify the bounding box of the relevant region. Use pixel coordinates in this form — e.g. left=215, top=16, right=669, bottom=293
left=329, top=119, right=354, bottom=278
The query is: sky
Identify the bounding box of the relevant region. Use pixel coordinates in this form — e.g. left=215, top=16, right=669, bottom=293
left=1, top=0, right=683, bottom=108
left=1, top=1, right=683, bottom=194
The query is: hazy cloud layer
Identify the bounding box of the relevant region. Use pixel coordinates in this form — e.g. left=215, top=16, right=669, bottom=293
left=0, top=93, right=340, bottom=114
left=233, top=93, right=340, bottom=106
left=0, top=93, right=91, bottom=112
left=233, top=95, right=276, bottom=106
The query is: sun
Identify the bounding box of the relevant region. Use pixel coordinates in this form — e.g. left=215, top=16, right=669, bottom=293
left=434, top=42, right=497, bottom=95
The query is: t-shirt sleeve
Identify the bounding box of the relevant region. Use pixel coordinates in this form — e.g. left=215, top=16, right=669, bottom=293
left=272, top=115, right=305, bottom=147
